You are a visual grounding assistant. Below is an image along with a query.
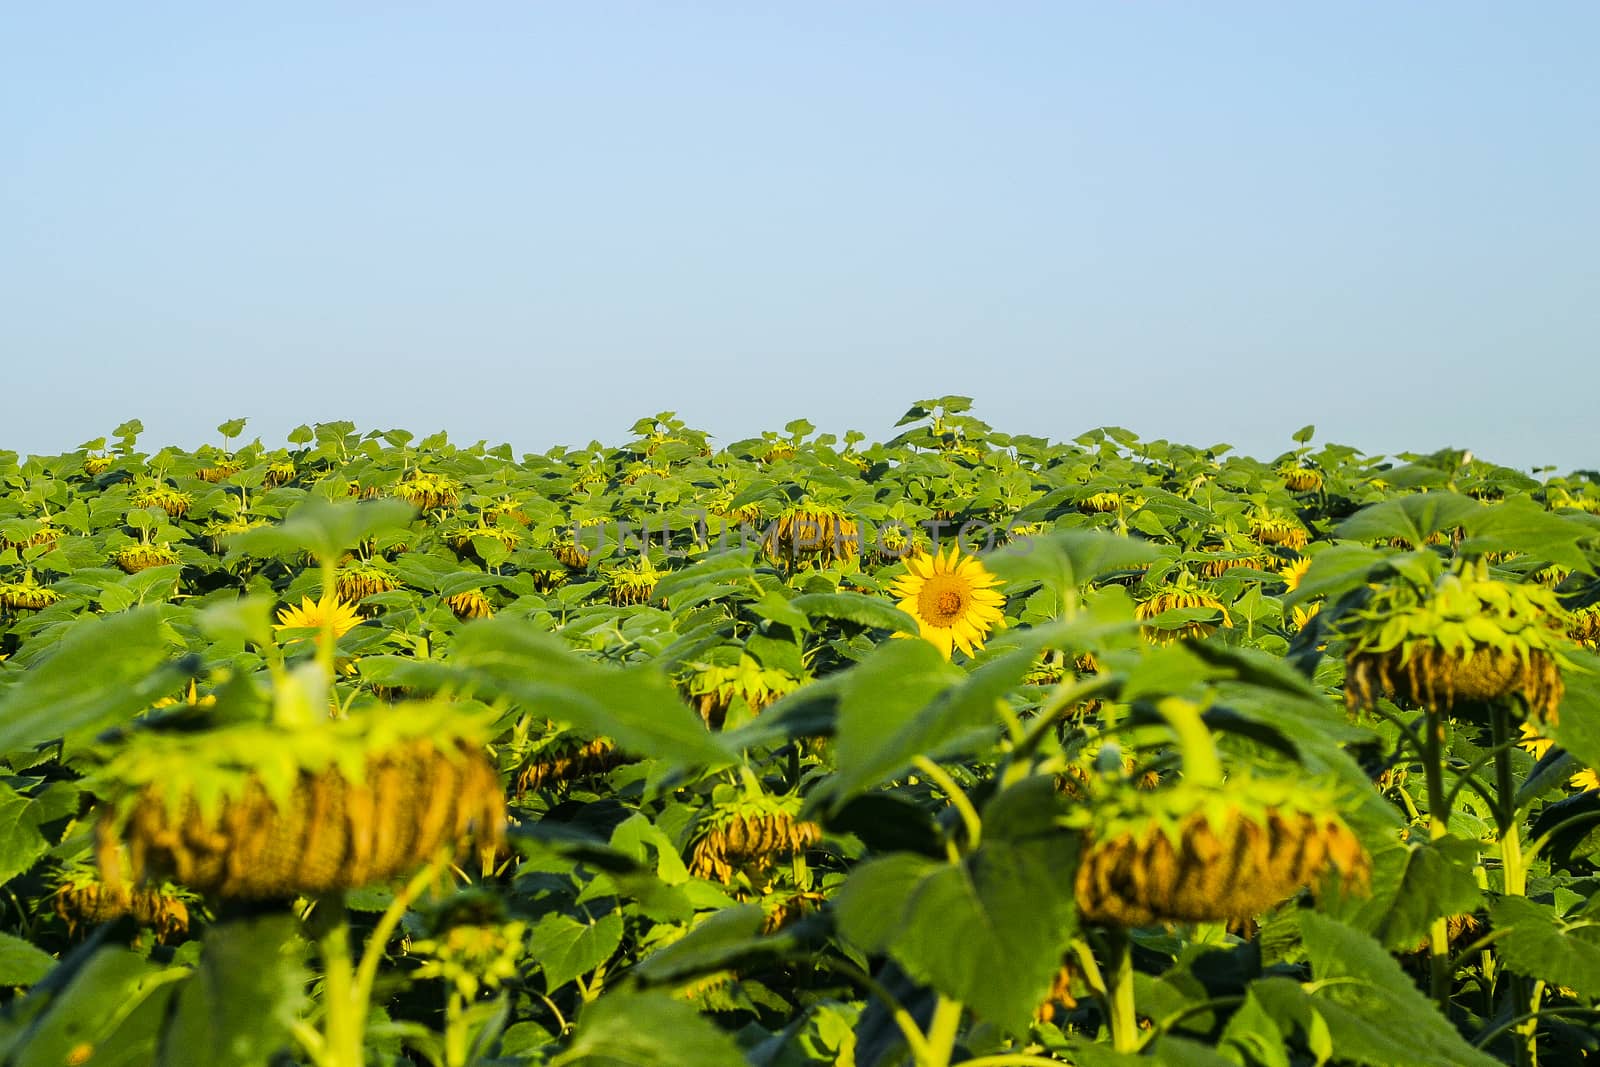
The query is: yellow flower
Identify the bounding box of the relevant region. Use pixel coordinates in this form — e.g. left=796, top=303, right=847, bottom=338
left=1519, top=723, right=1555, bottom=762
left=1571, top=768, right=1600, bottom=792
left=890, top=545, right=1005, bottom=658
left=1279, top=556, right=1312, bottom=592
left=274, top=594, right=363, bottom=642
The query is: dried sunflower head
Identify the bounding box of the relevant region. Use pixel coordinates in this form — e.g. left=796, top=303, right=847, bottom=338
left=335, top=559, right=402, bottom=602
left=689, top=797, right=823, bottom=885
left=515, top=733, right=627, bottom=794
left=0, top=573, right=62, bottom=612
left=52, top=867, right=195, bottom=943
left=446, top=588, right=494, bottom=620
left=1135, top=573, right=1233, bottom=645
left=682, top=656, right=802, bottom=730
left=1278, top=466, right=1324, bottom=493
left=131, top=484, right=193, bottom=519
left=763, top=502, right=859, bottom=566
left=606, top=555, right=663, bottom=607
left=96, top=702, right=505, bottom=901
left=1334, top=559, right=1574, bottom=724
left=1072, top=776, right=1370, bottom=927
left=392, top=472, right=460, bottom=511
left=1250, top=515, right=1309, bottom=550
left=114, top=544, right=181, bottom=574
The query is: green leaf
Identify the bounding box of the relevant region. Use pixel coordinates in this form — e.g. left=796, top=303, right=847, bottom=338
left=788, top=592, right=920, bottom=635
left=0, top=606, right=187, bottom=755
left=226, top=496, right=416, bottom=564
left=813, top=639, right=963, bottom=808
left=1296, top=911, right=1500, bottom=1067
left=1547, top=655, right=1600, bottom=771
left=1459, top=498, right=1596, bottom=573
left=986, top=530, right=1166, bottom=598
left=0, top=932, right=55, bottom=988
left=157, top=914, right=306, bottom=1067
left=215, top=418, right=248, bottom=440
left=529, top=911, right=624, bottom=993
left=1323, top=836, right=1482, bottom=951
left=631, top=905, right=773, bottom=985
left=834, top=832, right=1078, bottom=1036
left=552, top=991, right=747, bottom=1067
left=0, top=783, right=49, bottom=887
left=1292, top=424, right=1316, bottom=444
left=1490, top=896, right=1600, bottom=997
left=5, top=947, right=179, bottom=1067
left=1334, top=492, right=1481, bottom=546
left=429, top=619, right=734, bottom=771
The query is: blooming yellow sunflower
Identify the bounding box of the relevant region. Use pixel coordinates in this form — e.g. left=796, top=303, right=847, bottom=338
left=274, top=593, right=363, bottom=643
left=891, top=545, right=1005, bottom=658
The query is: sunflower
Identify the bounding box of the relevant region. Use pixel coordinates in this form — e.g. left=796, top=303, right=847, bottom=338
left=1279, top=466, right=1324, bottom=493
left=195, top=460, right=242, bottom=483
left=392, top=472, right=460, bottom=511
left=1279, top=556, right=1312, bottom=592
left=1135, top=576, right=1233, bottom=645
left=115, top=544, right=181, bottom=574
left=607, top=556, right=663, bottom=607
left=335, top=559, right=401, bottom=602
left=891, top=545, right=1006, bottom=658
left=1250, top=516, right=1309, bottom=550
left=84, top=454, right=112, bottom=476
left=0, top=575, right=62, bottom=612
left=446, top=589, right=494, bottom=621
left=274, top=593, right=363, bottom=643
left=131, top=485, right=193, bottom=518
left=1518, top=722, right=1555, bottom=761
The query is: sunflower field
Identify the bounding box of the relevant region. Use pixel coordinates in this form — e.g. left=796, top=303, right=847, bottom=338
left=3, top=401, right=1600, bottom=1067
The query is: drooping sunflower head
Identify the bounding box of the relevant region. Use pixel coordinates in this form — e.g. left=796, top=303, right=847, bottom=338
left=131, top=484, right=193, bottom=519
left=194, top=459, right=243, bottom=483
left=1134, top=572, right=1233, bottom=645
left=52, top=867, right=194, bottom=943
left=96, top=701, right=505, bottom=901
left=607, top=555, right=663, bottom=607
left=683, top=655, right=803, bottom=729
left=1196, top=541, right=1276, bottom=578
left=0, top=519, right=61, bottom=553
left=114, top=544, right=181, bottom=574
left=1250, top=515, right=1309, bottom=550
left=0, top=569, right=63, bottom=612
left=1072, top=776, right=1370, bottom=927
left=1568, top=604, right=1600, bottom=648
left=203, top=516, right=268, bottom=553
left=446, top=588, right=494, bottom=621
left=392, top=471, right=460, bottom=511
left=1278, top=466, right=1324, bottom=493
left=1335, top=562, right=1574, bottom=724
left=1079, top=491, right=1125, bottom=514
left=335, top=559, right=402, bottom=602
left=274, top=593, right=364, bottom=645
left=763, top=502, right=859, bottom=566
left=890, top=544, right=1006, bottom=658
left=515, top=733, right=626, bottom=794
left=84, top=454, right=113, bottom=476
left=689, top=796, right=823, bottom=885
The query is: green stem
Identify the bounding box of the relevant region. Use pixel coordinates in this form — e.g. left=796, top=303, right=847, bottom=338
left=913, top=755, right=982, bottom=852
left=1421, top=708, right=1453, bottom=1012
left=920, top=995, right=964, bottom=1067
left=1104, top=928, right=1139, bottom=1054
left=351, top=856, right=445, bottom=1028
left=315, top=897, right=363, bottom=1067
left=1490, top=700, right=1533, bottom=1067
left=1153, top=697, right=1221, bottom=787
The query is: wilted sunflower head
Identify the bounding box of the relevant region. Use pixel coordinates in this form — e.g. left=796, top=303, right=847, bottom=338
left=446, top=588, right=494, bottom=620
left=1135, top=572, right=1233, bottom=645
left=683, top=655, right=802, bottom=729
left=515, top=734, right=626, bottom=794
left=1335, top=561, right=1574, bottom=724
left=133, top=486, right=193, bottom=519
left=689, top=796, right=823, bottom=885
left=1072, top=776, right=1370, bottom=927
left=764, top=502, right=859, bottom=566
left=1278, top=466, right=1324, bottom=493
left=607, top=555, right=663, bottom=607
left=335, top=559, right=401, bottom=602
left=96, top=701, right=505, bottom=900
left=392, top=472, right=460, bottom=511
left=1250, top=515, right=1309, bottom=550
left=0, top=573, right=62, bottom=612
left=275, top=593, right=363, bottom=644
left=203, top=516, right=268, bottom=553
left=890, top=544, right=1006, bottom=658
left=1079, top=491, right=1125, bottom=514
left=114, top=544, right=181, bottom=574
left=84, top=454, right=113, bottom=476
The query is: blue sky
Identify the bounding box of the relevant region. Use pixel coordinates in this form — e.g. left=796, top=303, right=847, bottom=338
left=4, top=3, right=1596, bottom=469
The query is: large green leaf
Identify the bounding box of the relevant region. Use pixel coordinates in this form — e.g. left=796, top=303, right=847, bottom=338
left=1322, top=836, right=1482, bottom=951
left=409, top=619, right=733, bottom=771
left=157, top=914, right=306, bottom=1067
left=1334, top=492, right=1481, bottom=546
left=225, top=496, right=416, bottom=563
left=985, top=529, right=1167, bottom=601
left=0, top=783, right=49, bottom=888
left=551, top=991, right=747, bottom=1067
left=0, top=932, right=55, bottom=988
left=5, top=947, right=183, bottom=1067
left=788, top=592, right=920, bottom=635
left=528, top=911, right=624, bottom=993
left=1295, top=911, right=1500, bottom=1067
left=1460, top=498, right=1596, bottom=573
left=0, top=605, right=187, bottom=756
left=834, top=830, right=1078, bottom=1036
left=1491, top=896, right=1600, bottom=997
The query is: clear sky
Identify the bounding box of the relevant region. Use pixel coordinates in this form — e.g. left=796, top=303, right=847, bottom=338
left=4, top=3, right=1596, bottom=470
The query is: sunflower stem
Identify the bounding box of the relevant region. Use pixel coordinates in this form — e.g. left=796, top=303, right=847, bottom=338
left=920, top=995, right=964, bottom=1067
left=1420, top=707, right=1454, bottom=1012
left=312, top=894, right=363, bottom=1067
left=1489, top=699, right=1534, bottom=1067
left=913, top=756, right=981, bottom=852
left=1104, top=927, right=1140, bottom=1054
left=1153, top=697, right=1222, bottom=788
